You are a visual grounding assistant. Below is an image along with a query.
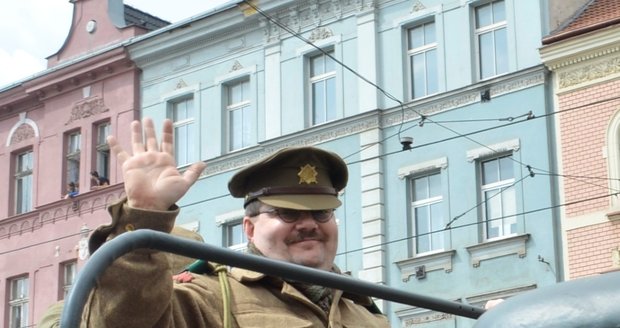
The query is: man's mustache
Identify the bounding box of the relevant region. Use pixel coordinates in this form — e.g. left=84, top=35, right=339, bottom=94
left=285, top=230, right=325, bottom=244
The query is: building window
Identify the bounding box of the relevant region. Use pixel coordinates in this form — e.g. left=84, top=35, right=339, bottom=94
left=410, top=172, right=443, bottom=254
left=475, top=0, right=508, bottom=80
left=171, top=97, right=196, bottom=166
left=309, top=50, right=336, bottom=125
left=65, top=131, right=81, bottom=188
left=14, top=150, right=33, bottom=215
left=225, top=221, right=247, bottom=252
left=407, top=21, right=438, bottom=99
left=226, top=79, right=255, bottom=151
left=61, top=261, right=77, bottom=299
left=94, top=121, right=110, bottom=182
left=481, top=154, right=516, bottom=239
left=9, top=276, right=28, bottom=328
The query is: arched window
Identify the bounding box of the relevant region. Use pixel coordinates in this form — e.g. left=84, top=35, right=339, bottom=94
left=606, top=109, right=620, bottom=208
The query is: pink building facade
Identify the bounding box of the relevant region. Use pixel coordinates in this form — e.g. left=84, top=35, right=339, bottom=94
left=540, top=0, right=620, bottom=279
left=0, top=0, right=167, bottom=326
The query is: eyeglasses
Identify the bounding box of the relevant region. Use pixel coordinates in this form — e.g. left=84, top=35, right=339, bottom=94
left=258, top=208, right=335, bottom=223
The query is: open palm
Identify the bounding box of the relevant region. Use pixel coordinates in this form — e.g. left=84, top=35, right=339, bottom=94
left=107, top=118, right=206, bottom=211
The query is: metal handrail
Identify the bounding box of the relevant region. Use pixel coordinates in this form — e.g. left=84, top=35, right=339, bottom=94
left=60, top=229, right=485, bottom=327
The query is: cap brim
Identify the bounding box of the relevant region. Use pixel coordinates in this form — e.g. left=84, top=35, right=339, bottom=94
left=259, top=194, right=342, bottom=210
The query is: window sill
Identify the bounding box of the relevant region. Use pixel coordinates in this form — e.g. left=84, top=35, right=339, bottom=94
left=466, top=233, right=530, bottom=268
left=395, top=249, right=456, bottom=282
left=606, top=209, right=620, bottom=221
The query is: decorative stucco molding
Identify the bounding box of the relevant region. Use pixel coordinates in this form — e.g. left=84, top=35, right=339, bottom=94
left=65, top=96, right=109, bottom=125
left=397, top=157, right=448, bottom=179
left=230, top=60, right=244, bottom=72
left=201, top=113, right=379, bottom=177
left=382, top=70, right=545, bottom=128
left=308, top=27, right=334, bottom=42
left=176, top=79, right=188, bottom=90
left=466, top=138, right=520, bottom=162
left=6, top=112, right=40, bottom=147
left=558, top=55, right=620, bottom=89
left=0, top=189, right=124, bottom=240
left=10, top=124, right=36, bottom=146
left=396, top=306, right=455, bottom=327
left=395, top=249, right=456, bottom=282
left=262, top=0, right=369, bottom=42
left=215, top=209, right=246, bottom=226
left=465, top=233, right=530, bottom=267
left=412, top=0, right=426, bottom=12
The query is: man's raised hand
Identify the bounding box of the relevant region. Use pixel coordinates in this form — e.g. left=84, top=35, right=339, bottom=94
left=107, top=117, right=207, bottom=211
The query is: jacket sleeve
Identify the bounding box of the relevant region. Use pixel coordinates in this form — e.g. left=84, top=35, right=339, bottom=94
left=81, top=198, right=179, bottom=327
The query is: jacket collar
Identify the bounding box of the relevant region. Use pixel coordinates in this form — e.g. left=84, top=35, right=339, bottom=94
left=229, top=267, right=377, bottom=307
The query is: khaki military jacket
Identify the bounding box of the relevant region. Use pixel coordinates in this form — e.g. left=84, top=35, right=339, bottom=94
left=81, top=199, right=389, bottom=327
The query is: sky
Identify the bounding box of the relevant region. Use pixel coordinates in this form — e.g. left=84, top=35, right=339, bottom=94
left=0, top=0, right=232, bottom=89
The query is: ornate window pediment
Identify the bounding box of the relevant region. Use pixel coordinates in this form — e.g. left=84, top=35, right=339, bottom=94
left=66, top=96, right=109, bottom=125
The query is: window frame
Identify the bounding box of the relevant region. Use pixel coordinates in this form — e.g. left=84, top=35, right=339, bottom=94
left=215, top=209, right=247, bottom=252
left=169, top=96, right=196, bottom=167
left=65, top=130, right=81, bottom=190
left=606, top=110, right=620, bottom=208
left=225, top=77, right=256, bottom=152
left=14, top=149, right=33, bottom=215
left=8, top=275, right=29, bottom=328
left=308, top=49, right=337, bottom=126
left=479, top=153, right=517, bottom=240
left=60, top=260, right=78, bottom=300
left=224, top=220, right=248, bottom=252
left=93, top=121, right=111, bottom=183
left=406, top=20, right=439, bottom=99
left=474, top=0, right=508, bottom=80
left=410, top=171, right=444, bottom=255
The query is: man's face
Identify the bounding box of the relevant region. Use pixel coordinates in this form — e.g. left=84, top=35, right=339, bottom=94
left=243, top=206, right=338, bottom=271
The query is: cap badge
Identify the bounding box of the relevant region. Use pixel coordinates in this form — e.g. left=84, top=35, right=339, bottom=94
left=298, top=164, right=318, bottom=184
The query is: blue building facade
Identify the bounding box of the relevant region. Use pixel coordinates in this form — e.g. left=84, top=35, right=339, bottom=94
left=125, top=0, right=585, bottom=326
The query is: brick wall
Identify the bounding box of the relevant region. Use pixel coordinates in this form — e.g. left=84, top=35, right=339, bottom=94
left=566, top=220, right=620, bottom=278
left=559, top=78, right=620, bottom=278
left=558, top=80, right=620, bottom=217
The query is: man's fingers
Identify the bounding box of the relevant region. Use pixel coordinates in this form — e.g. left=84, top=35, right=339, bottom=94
left=107, top=135, right=129, bottom=164
left=183, top=161, right=207, bottom=184
left=143, top=118, right=159, bottom=152
left=131, top=120, right=145, bottom=154
left=160, top=119, right=174, bottom=155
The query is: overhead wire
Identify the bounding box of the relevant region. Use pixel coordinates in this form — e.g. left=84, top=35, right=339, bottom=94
left=335, top=191, right=620, bottom=257
left=5, top=1, right=620, bottom=261
left=239, top=0, right=620, bottom=231
left=4, top=186, right=617, bottom=257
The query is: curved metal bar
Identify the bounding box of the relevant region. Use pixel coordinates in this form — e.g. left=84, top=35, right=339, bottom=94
left=61, top=229, right=485, bottom=327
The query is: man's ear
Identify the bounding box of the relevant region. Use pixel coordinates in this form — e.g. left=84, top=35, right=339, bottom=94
left=243, top=216, right=255, bottom=241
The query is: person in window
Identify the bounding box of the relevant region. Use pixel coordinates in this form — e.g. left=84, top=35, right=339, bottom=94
left=63, top=182, right=79, bottom=199
left=80, top=117, right=389, bottom=327
left=90, top=171, right=109, bottom=190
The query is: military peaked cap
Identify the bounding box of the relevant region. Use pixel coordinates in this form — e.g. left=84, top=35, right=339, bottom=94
left=228, top=146, right=348, bottom=210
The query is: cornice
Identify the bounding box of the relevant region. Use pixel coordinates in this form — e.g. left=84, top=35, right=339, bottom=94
left=556, top=54, right=620, bottom=90
left=130, top=20, right=260, bottom=67
left=201, top=110, right=381, bottom=177
left=382, top=67, right=546, bottom=128
left=199, top=67, right=546, bottom=178
left=540, top=25, right=620, bottom=71
left=129, top=0, right=368, bottom=67
left=0, top=186, right=125, bottom=241
left=22, top=49, right=134, bottom=100
left=540, top=25, right=620, bottom=92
